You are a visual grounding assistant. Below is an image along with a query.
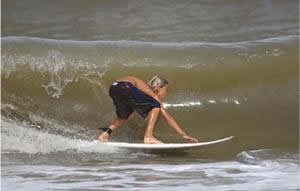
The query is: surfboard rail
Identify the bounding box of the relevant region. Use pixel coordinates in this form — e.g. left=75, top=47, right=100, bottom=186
left=99, top=136, right=234, bottom=150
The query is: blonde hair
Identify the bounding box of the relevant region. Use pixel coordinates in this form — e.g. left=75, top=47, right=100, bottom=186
left=147, top=75, right=168, bottom=90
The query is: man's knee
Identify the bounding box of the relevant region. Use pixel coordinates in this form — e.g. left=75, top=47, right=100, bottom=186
left=127, top=113, right=135, bottom=121
left=115, top=118, right=126, bottom=125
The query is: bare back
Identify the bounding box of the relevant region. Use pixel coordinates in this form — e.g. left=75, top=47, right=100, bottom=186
left=117, top=76, right=159, bottom=102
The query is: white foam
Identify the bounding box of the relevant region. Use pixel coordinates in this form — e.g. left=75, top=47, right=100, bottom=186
left=1, top=119, right=118, bottom=154
left=163, top=97, right=243, bottom=109
left=208, top=99, right=216, bottom=104
left=163, top=101, right=202, bottom=109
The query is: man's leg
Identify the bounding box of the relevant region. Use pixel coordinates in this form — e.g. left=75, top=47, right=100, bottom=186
left=144, top=108, right=163, bottom=144
left=98, top=113, right=135, bottom=142
left=98, top=118, right=125, bottom=142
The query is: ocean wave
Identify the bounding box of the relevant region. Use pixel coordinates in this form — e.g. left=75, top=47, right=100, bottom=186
left=2, top=35, right=298, bottom=49
left=2, top=33, right=298, bottom=149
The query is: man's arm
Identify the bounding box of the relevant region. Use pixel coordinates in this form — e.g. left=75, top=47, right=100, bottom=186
left=160, top=108, right=199, bottom=143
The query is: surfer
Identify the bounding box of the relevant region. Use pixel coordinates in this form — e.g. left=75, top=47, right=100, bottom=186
left=98, top=76, right=199, bottom=144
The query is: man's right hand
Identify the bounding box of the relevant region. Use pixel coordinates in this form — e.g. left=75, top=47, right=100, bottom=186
left=182, top=135, right=199, bottom=143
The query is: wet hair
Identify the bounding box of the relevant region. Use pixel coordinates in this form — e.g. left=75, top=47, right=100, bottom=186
left=147, top=75, right=168, bottom=90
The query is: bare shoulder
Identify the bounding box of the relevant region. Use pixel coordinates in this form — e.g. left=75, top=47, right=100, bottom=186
left=118, top=76, right=140, bottom=86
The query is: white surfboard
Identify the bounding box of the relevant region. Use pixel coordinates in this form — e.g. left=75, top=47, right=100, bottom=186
left=100, top=136, right=234, bottom=150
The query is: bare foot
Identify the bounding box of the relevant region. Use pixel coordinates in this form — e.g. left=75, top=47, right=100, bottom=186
left=98, top=132, right=110, bottom=142
left=144, top=136, right=164, bottom=144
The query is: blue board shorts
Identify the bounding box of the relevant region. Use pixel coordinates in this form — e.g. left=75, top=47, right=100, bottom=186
left=109, top=81, right=161, bottom=119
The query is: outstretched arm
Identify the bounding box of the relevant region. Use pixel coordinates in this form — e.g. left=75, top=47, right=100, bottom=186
left=160, top=108, right=199, bottom=143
